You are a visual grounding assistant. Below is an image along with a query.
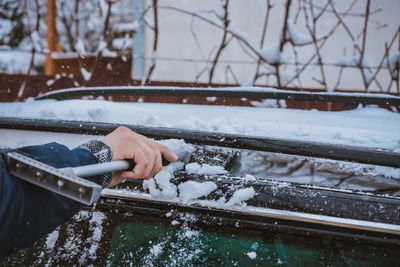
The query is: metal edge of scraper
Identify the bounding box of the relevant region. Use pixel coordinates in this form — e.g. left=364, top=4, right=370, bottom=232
left=7, top=152, right=102, bottom=205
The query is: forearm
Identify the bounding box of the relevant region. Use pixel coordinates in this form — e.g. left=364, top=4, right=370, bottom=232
left=0, top=142, right=100, bottom=258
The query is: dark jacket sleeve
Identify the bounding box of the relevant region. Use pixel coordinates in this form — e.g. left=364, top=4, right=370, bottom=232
left=0, top=142, right=100, bottom=258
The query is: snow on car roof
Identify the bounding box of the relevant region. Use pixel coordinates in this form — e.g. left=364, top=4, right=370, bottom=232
left=0, top=99, right=399, bottom=151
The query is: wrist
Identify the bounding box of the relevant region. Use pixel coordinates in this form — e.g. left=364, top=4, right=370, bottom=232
left=78, top=140, right=113, bottom=188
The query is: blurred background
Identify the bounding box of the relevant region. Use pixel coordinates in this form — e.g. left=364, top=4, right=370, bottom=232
left=0, top=0, right=399, bottom=95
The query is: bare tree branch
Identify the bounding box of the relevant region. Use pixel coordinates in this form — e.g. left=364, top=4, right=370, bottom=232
left=275, top=0, right=292, bottom=88
left=144, top=0, right=159, bottom=84
left=305, top=0, right=328, bottom=90
left=208, top=0, right=230, bottom=84
left=253, top=0, right=272, bottom=85
left=359, top=0, right=371, bottom=91
left=18, top=0, right=40, bottom=100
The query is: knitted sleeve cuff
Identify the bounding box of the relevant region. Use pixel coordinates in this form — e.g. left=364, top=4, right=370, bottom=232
left=78, top=140, right=113, bottom=188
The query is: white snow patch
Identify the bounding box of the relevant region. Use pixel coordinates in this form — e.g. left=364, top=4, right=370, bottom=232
left=1, top=97, right=399, bottom=152
left=178, top=181, right=217, bottom=203
left=112, top=37, right=133, bottom=50
left=171, top=220, right=180, bottom=225
left=336, top=55, right=360, bottom=67
left=184, top=229, right=198, bottom=238
left=185, top=162, right=227, bottom=175
left=178, top=180, right=217, bottom=202
left=227, top=27, right=249, bottom=43
left=149, top=243, right=163, bottom=257
left=243, top=174, right=256, bottom=182
left=286, top=21, right=312, bottom=45
left=251, top=99, right=286, bottom=108
left=75, top=39, right=86, bottom=55
left=226, top=187, right=255, bottom=206
left=30, top=31, right=42, bottom=52
left=260, top=45, right=281, bottom=64
left=80, top=67, right=92, bottom=81
left=85, top=211, right=106, bottom=259
left=97, top=40, right=107, bottom=53
left=386, top=51, right=400, bottom=73
left=158, top=139, right=195, bottom=163
left=247, top=251, right=257, bottom=259
left=115, top=22, right=139, bottom=33
left=143, top=162, right=184, bottom=200
left=0, top=48, right=44, bottom=73
left=45, top=228, right=59, bottom=250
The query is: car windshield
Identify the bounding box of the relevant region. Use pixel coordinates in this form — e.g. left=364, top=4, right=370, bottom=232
left=3, top=208, right=399, bottom=266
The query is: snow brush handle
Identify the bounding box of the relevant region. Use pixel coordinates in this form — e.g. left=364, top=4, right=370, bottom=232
left=71, top=160, right=134, bottom=177
left=69, top=158, right=171, bottom=178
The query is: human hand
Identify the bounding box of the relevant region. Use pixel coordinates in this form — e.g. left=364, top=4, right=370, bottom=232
left=101, top=126, right=178, bottom=187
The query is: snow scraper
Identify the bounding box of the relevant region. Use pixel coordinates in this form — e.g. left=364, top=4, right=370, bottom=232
left=7, top=152, right=169, bottom=205
left=7, top=142, right=192, bottom=205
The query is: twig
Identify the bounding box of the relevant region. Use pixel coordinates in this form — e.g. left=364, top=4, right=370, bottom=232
left=59, top=1, right=75, bottom=51
left=144, top=0, right=159, bottom=84
left=359, top=0, right=371, bottom=91
left=285, top=0, right=359, bottom=86
left=225, top=64, right=239, bottom=84
left=208, top=0, right=230, bottom=84
left=102, top=0, right=113, bottom=41
left=84, top=0, right=115, bottom=82
left=305, top=0, right=328, bottom=89
left=190, top=15, right=206, bottom=62
left=275, top=0, right=292, bottom=87
left=364, top=26, right=399, bottom=92
left=74, top=0, right=80, bottom=41
left=18, top=0, right=40, bottom=100
left=253, top=0, right=272, bottom=85
left=158, top=5, right=273, bottom=64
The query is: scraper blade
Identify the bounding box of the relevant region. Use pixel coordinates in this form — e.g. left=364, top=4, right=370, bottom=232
left=7, top=152, right=102, bottom=205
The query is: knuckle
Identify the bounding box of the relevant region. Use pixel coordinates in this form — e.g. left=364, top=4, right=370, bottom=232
left=117, top=126, right=129, bottom=133
left=155, top=165, right=162, bottom=174
left=142, top=161, right=149, bottom=169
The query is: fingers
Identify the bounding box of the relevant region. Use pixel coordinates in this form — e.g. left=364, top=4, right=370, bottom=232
left=102, top=126, right=180, bottom=186
left=121, top=140, right=163, bottom=180
left=151, top=150, right=163, bottom=178
left=132, top=145, right=149, bottom=179
left=157, top=143, right=179, bottom=162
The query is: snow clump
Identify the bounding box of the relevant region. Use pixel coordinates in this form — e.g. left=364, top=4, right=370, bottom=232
left=178, top=181, right=218, bottom=203
left=247, top=251, right=257, bottom=259
left=226, top=187, right=255, bottom=207
left=143, top=161, right=184, bottom=199
left=185, top=162, right=227, bottom=175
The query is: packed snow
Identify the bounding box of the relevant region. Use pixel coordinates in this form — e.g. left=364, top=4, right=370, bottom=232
left=185, top=163, right=227, bottom=175
left=178, top=181, right=217, bottom=203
